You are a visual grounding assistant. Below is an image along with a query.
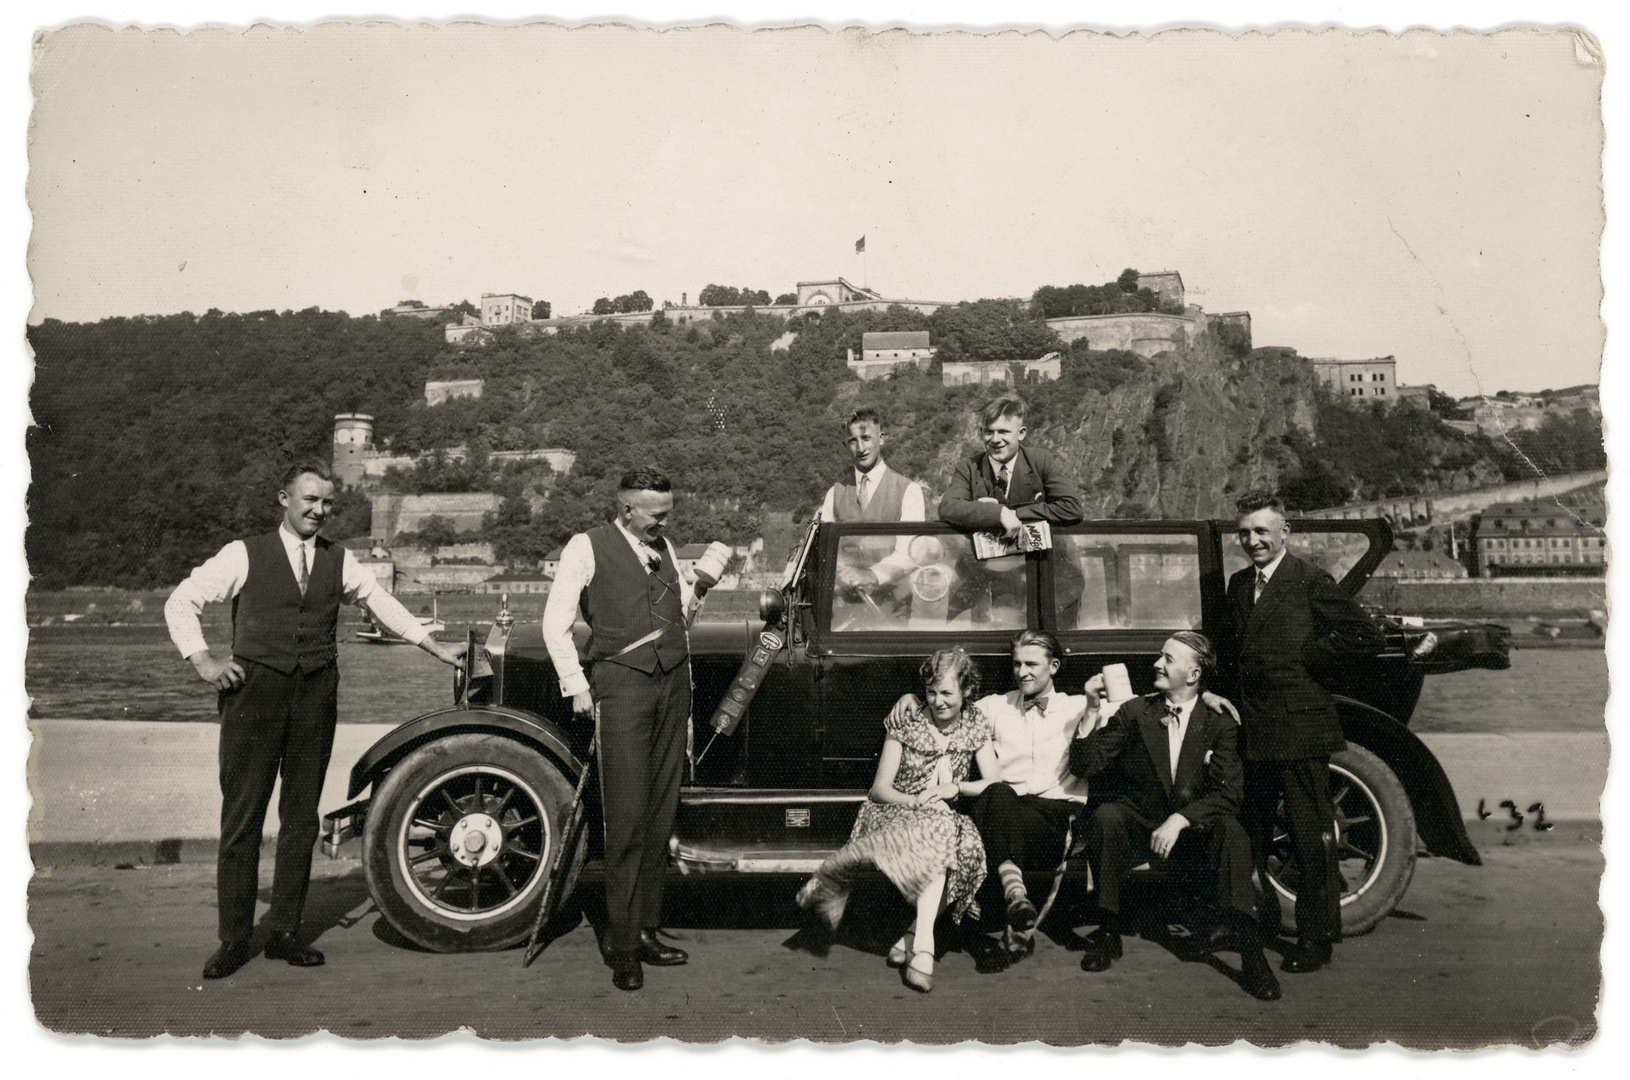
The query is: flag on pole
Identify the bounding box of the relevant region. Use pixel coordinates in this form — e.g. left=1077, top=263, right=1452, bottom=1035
left=855, top=236, right=865, bottom=254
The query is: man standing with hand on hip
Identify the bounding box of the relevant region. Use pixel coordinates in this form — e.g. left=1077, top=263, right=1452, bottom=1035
left=1220, top=491, right=1383, bottom=975
left=542, top=467, right=713, bottom=992
left=166, top=460, right=466, bottom=981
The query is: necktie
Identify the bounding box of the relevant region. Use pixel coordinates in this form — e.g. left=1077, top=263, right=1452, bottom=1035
left=641, top=543, right=662, bottom=573
left=1022, top=694, right=1048, bottom=715
left=1253, top=569, right=1268, bottom=602
left=298, top=543, right=309, bottom=596
left=996, top=463, right=1009, bottom=493
left=857, top=473, right=869, bottom=508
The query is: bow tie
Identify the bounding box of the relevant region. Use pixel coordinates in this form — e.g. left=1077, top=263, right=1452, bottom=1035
left=1022, top=694, right=1048, bottom=714
left=1159, top=702, right=1185, bottom=729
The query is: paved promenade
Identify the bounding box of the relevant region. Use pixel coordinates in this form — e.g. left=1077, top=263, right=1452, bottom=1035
left=26, top=720, right=1609, bottom=848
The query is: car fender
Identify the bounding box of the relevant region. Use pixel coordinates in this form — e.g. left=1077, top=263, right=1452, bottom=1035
left=1335, top=695, right=1481, bottom=866
left=345, top=705, right=584, bottom=800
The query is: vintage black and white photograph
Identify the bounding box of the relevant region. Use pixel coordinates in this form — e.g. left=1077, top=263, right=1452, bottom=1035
left=11, top=1, right=1620, bottom=1057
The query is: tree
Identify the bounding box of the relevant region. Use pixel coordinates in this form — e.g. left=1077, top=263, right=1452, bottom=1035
left=1117, top=268, right=1141, bottom=293
left=531, top=300, right=552, bottom=320
left=774, top=293, right=798, bottom=305
left=592, top=297, right=615, bottom=315
left=399, top=514, right=458, bottom=549
left=697, top=285, right=771, bottom=307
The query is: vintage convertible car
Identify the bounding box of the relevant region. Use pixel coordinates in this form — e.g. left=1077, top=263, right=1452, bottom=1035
left=321, top=517, right=1509, bottom=953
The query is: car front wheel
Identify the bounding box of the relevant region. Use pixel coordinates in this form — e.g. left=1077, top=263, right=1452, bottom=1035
left=363, top=732, right=582, bottom=952
left=1262, top=743, right=1417, bottom=937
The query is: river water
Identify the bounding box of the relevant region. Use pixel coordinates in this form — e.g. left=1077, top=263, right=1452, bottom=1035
left=24, top=622, right=1608, bottom=733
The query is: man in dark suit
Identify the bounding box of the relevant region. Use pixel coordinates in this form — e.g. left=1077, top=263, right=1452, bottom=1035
left=541, top=467, right=706, bottom=991
left=937, top=396, right=1084, bottom=534
left=166, top=460, right=466, bottom=980
left=1069, top=632, right=1280, bottom=1000
left=1219, top=491, right=1384, bottom=975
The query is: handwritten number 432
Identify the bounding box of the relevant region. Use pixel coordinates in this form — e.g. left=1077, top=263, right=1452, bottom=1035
left=1477, top=799, right=1554, bottom=832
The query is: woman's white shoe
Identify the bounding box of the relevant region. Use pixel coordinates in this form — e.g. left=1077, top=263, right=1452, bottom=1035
left=902, top=949, right=934, bottom=993
left=886, top=932, right=915, bottom=968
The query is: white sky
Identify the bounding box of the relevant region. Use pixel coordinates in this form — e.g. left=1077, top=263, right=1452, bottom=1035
left=24, top=15, right=1605, bottom=398
left=5, top=3, right=1628, bottom=1078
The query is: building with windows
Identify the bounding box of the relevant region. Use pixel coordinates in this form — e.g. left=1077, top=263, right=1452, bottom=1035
left=481, top=293, right=533, bottom=325
left=847, top=330, right=937, bottom=379
left=1135, top=270, right=1185, bottom=309
left=1309, top=356, right=1398, bottom=404
left=1476, top=500, right=1606, bottom=577
left=941, top=352, right=1062, bottom=387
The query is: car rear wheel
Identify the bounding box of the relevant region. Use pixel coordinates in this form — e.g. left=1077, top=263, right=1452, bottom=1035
left=363, top=732, right=583, bottom=952
left=1263, top=743, right=1416, bottom=937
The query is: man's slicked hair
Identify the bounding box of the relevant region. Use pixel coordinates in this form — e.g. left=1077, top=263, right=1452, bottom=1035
left=845, top=406, right=884, bottom=432
left=1011, top=628, right=1062, bottom=663
left=1168, top=630, right=1218, bottom=679
left=618, top=467, right=673, bottom=494
left=979, top=396, right=1027, bottom=428
left=280, top=458, right=334, bottom=489
left=1235, top=490, right=1285, bottom=518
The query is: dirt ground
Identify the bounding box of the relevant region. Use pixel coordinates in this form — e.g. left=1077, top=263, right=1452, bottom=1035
left=28, top=828, right=1602, bottom=1047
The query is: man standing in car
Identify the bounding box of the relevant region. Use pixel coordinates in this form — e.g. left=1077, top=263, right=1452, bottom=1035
left=542, top=467, right=701, bottom=992
left=1220, top=491, right=1383, bottom=975
left=166, top=460, right=466, bottom=981
left=937, top=396, right=1083, bottom=536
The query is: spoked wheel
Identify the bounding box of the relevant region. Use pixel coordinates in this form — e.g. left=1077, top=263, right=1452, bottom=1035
left=364, top=732, right=582, bottom=952
left=1263, top=744, right=1417, bottom=936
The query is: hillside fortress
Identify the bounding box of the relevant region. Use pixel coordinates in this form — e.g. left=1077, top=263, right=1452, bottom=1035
left=442, top=271, right=1254, bottom=361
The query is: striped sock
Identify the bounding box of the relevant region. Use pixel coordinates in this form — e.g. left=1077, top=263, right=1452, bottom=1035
left=999, top=861, right=1027, bottom=904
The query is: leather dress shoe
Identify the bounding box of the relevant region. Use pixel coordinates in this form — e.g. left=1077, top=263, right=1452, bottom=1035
left=263, top=930, right=325, bottom=967
left=202, top=940, right=256, bottom=980
left=1079, top=927, right=1122, bottom=973
left=1279, top=938, right=1333, bottom=974
left=606, top=950, right=644, bottom=991
left=1240, top=949, right=1283, bottom=1001
left=636, top=929, right=688, bottom=966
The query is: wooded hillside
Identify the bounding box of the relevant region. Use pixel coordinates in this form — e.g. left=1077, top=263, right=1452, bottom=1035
left=26, top=303, right=1584, bottom=588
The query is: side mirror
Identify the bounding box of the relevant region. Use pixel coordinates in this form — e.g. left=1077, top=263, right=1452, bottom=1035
left=758, top=589, right=787, bottom=625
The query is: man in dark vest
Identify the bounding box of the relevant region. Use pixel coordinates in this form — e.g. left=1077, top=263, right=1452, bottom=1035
left=816, top=406, right=926, bottom=526
left=165, top=460, right=466, bottom=981
left=542, top=467, right=706, bottom=991
left=816, top=407, right=927, bottom=593
left=1217, top=491, right=1383, bottom=975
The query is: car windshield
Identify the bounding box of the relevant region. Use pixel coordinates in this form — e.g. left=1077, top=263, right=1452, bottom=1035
left=1056, top=532, right=1204, bottom=631
left=829, top=532, right=1028, bottom=633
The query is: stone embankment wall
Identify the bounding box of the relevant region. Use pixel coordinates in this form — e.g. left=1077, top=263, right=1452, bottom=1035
left=1359, top=577, right=1607, bottom=617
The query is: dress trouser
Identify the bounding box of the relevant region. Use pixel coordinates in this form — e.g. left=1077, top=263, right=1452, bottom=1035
left=966, top=783, right=1077, bottom=872
left=1083, top=802, right=1257, bottom=917
left=592, top=659, right=690, bottom=954
left=1246, top=758, right=1344, bottom=944
left=216, top=658, right=339, bottom=944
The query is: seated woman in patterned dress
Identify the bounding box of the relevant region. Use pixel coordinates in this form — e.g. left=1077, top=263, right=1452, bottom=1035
left=795, top=648, right=1001, bottom=992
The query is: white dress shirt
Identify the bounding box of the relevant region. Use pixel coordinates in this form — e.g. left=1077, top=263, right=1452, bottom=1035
left=541, top=520, right=699, bottom=699
left=1252, top=549, right=1288, bottom=600
left=816, top=463, right=927, bottom=523
left=1160, top=694, right=1200, bottom=783
left=974, top=688, right=1090, bottom=802
left=164, top=522, right=429, bottom=659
